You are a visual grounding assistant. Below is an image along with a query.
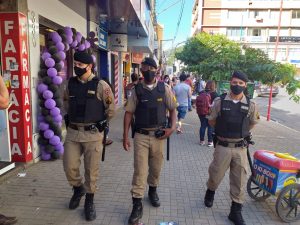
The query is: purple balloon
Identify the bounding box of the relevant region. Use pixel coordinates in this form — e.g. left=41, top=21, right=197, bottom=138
left=76, top=32, right=82, bottom=43
left=45, top=99, right=56, bottom=109
left=89, top=31, right=96, bottom=38
left=55, top=142, right=63, bottom=150
left=39, top=122, right=49, bottom=131
left=50, top=135, right=60, bottom=145
left=37, top=83, right=48, bottom=93
left=53, top=114, right=62, bottom=123
left=43, top=90, right=53, bottom=99
left=56, top=146, right=64, bottom=155
left=52, top=76, right=63, bottom=85
left=50, top=107, right=60, bottom=117
left=51, top=32, right=62, bottom=43
left=64, top=26, right=73, bottom=35
left=78, top=44, right=85, bottom=51
left=71, top=40, right=78, bottom=48
left=85, top=40, right=91, bottom=49
left=57, top=51, right=66, bottom=60
left=38, top=115, right=45, bottom=122
left=41, top=150, right=51, bottom=161
left=42, top=52, right=51, bottom=61
left=47, top=68, right=57, bottom=78
left=44, top=129, right=54, bottom=139
left=66, top=35, right=73, bottom=44
left=56, top=42, right=65, bottom=51
left=45, top=58, right=55, bottom=68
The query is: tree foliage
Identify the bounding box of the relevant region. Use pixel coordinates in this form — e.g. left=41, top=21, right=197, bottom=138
left=175, top=32, right=299, bottom=102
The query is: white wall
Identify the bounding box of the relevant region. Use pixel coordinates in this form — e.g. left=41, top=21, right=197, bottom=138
left=27, top=0, right=87, bottom=35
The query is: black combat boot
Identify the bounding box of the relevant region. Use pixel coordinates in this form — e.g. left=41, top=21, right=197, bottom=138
left=204, top=189, right=215, bottom=208
left=128, top=197, right=143, bottom=225
left=84, top=193, right=96, bottom=221
left=228, top=201, right=246, bottom=225
left=69, top=185, right=85, bottom=209
left=148, top=186, right=161, bottom=207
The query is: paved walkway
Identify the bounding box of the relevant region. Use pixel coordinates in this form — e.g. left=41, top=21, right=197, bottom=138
left=0, top=108, right=300, bottom=225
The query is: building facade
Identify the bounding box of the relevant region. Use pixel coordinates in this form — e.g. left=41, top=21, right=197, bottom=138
left=191, top=0, right=300, bottom=72
left=0, top=0, right=157, bottom=170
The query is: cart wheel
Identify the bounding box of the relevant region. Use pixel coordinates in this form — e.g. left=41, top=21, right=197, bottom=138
left=275, top=183, right=300, bottom=223
left=247, top=176, right=271, bottom=201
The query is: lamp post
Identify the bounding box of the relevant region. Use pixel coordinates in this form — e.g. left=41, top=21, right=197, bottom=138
left=266, top=0, right=283, bottom=121
left=173, top=40, right=187, bottom=72
left=159, top=39, right=173, bottom=76
left=160, top=39, right=173, bottom=62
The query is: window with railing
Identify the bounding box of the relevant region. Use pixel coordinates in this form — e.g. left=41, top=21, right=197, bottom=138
left=248, top=28, right=267, bottom=36
left=226, top=28, right=245, bottom=36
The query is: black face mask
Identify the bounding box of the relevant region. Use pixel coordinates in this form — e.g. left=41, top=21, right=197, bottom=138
left=230, top=85, right=246, bottom=95
left=142, top=70, right=156, bottom=82
left=74, top=66, right=88, bottom=77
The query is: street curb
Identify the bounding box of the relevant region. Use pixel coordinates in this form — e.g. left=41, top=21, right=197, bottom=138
left=260, top=115, right=300, bottom=134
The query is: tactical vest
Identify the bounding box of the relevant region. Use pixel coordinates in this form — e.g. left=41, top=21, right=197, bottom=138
left=215, top=94, right=250, bottom=139
left=68, top=77, right=105, bottom=123
left=134, top=82, right=167, bottom=129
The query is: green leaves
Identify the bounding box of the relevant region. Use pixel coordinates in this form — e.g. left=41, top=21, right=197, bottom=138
left=175, top=32, right=299, bottom=102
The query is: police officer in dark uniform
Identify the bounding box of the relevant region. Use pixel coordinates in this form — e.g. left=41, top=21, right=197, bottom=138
left=123, top=57, right=177, bottom=225
left=63, top=51, right=115, bottom=221
left=204, top=71, right=259, bottom=225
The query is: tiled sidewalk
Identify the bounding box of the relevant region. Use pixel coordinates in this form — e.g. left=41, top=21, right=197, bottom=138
left=0, top=108, right=299, bottom=225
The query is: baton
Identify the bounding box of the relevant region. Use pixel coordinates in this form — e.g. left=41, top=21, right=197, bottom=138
left=245, top=137, right=255, bottom=180
left=166, top=117, right=171, bottom=161
left=167, top=136, right=170, bottom=161
left=101, top=127, right=108, bottom=161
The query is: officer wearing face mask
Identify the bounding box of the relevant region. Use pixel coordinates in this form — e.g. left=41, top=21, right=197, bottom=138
left=123, top=57, right=177, bottom=225
left=204, top=71, right=259, bottom=225
left=63, top=51, right=115, bottom=221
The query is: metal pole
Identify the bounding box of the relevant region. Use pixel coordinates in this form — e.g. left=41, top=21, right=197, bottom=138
left=240, top=14, right=244, bottom=41
left=267, top=0, right=283, bottom=121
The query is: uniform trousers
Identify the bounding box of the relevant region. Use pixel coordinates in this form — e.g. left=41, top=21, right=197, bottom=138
left=207, top=144, right=249, bottom=204
left=63, top=127, right=103, bottom=193
left=131, top=133, right=165, bottom=198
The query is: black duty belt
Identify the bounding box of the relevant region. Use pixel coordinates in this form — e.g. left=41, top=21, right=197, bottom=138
left=217, top=140, right=245, bottom=148
left=69, top=123, right=97, bottom=131
left=135, top=128, right=156, bottom=136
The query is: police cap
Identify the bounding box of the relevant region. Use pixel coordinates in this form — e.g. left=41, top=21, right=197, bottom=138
left=74, top=51, right=93, bottom=64
left=231, top=71, right=248, bottom=82
left=141, top=57, right=157, bottom=69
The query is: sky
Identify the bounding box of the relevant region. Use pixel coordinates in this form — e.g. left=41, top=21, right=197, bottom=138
left=156, top=0, right=194, bottom=50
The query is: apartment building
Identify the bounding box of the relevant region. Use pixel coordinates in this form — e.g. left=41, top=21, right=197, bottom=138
left=191, top=0, right=300, bottom=71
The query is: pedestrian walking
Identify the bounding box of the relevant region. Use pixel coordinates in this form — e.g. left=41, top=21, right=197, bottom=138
left=0, top=75, right=17, bottom=225
left=185, top=74, right=193, bottom=111
left=125, top=73, right=139, bottom=100
left=196, top=81, right=213, bottom=147
left=173, top=73, right=191, bottom=134
left=63, top=51, right=115, bottom=221
left=204, top=71, right=260, bottom=225
left=123, top=57, right=177, bottom=225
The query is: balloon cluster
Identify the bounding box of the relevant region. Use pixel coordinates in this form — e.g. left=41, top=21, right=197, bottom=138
left=37, top=26, right=93, bottom=160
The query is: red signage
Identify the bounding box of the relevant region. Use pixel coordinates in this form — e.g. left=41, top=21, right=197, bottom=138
left=132, top=52, right=143, bottom=64
left=0, top=13, right=32, bottom=162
